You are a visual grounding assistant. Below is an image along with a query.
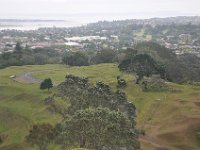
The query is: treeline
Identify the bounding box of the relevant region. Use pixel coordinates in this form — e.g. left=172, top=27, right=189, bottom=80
left=62, top=42, right=200, bottom=84
left=1, top=41, right=200, bottom=84
left=146, top=24, right=200, bottom=45
left=26, top=75, right=140, bottom=150
left=62, top=49, right=117, bottom=66
left=0, top=42, right=62, bottom=68
left=132, top=42, right=200, bottom=83
left=0, top=42, right=118, bottom=69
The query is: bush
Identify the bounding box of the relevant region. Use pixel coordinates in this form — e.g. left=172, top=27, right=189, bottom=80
left=0, top=134, right=7, bottom=145
left=0, top=136, right=3, bottom=145
left=40, top=78, right=53, bottom=91
left=25, top=123, right=55, bottom=150
left=117, top=77, right=127, bottom=89
left=140, top=75, right=168, bottom=92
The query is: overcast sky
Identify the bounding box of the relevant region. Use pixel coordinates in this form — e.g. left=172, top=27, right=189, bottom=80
left=0, top=0, right=200, bottom=20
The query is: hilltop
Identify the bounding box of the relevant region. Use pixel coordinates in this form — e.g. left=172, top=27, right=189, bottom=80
left=0, top=63, right=200, bottom=150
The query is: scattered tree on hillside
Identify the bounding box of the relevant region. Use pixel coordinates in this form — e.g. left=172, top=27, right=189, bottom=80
left=119, top=53, right=165, bottom=84
left=15, top=42, right=22, bottom=52
left=25, top=123, right=55, bottom=150
left=132, top=54, right=158, bottom=83
left=14, top=42, right=23, bottom=59
left=117, top=76, right=127, bottom=89
left=40, top=78, right=53, bottom=91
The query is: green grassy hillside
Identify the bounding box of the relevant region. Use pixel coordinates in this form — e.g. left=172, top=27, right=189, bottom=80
left=0, top=64, right=200, bottom=150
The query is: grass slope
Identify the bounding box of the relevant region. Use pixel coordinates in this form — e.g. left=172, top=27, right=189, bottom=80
left=0, top=64, right=200, bottom=150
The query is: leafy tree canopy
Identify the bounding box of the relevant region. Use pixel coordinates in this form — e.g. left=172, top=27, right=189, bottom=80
left=25, top=123, right=55, bottom=150
left=91, top=49, right=116, bottom=64
left=56, top=107, right=140, bottom=150
left=40, top=78, right=53, bottom=91
left=119, top=53, right=166, bottom=83
left=54, top=75, right=139, bottom=149
left=62, top=51, right=89, bottom=66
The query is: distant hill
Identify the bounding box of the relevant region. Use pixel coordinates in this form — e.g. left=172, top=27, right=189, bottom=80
left=88, top=16, right=200, bottom=27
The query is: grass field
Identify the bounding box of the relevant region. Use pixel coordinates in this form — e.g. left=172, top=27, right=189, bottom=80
left=0, top=64, right=200, bottom=150
left=134, top=29, right=152, bottom=41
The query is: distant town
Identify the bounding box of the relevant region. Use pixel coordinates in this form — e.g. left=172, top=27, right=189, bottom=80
left=0, top=16, right=200, bottom=57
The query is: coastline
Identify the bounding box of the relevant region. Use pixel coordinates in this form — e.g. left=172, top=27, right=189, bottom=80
left=0, top=20, right=85, bottom=30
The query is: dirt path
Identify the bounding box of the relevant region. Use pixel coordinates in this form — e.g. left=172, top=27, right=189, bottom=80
left=140, top=135, right=175, bottom=150
left=14, top=71, right=173, bottom=150
left=14, top=72, right=42, bottom=84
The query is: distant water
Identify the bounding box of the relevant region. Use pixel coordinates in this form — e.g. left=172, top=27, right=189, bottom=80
left=0, top=20, right=85, bottom=31
left=0, top=12, right=196, bottom=30
left=0, top=13, right=151, bottom=30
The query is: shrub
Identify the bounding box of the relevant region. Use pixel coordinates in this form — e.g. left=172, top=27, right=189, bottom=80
left=117, top=77, right=127, bottom=89
left=140, top=75, right=168, bottom=92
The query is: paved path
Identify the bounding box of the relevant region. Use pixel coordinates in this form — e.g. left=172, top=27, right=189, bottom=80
left=14, top=72, right=42, bottom=84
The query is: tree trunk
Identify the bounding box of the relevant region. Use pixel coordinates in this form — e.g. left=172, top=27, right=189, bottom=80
left=80, top=136, right=86, bottom=148
left=136, top=78, right=140, bottom=84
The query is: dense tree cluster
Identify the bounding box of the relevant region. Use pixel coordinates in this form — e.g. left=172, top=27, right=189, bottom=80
left=119, top=51, right=166, bottom=84
left=56, top=108, right=137, bottom=150
left=91, top=49, right=116, bottom=64
left=119, top=42, right=200, bottom=83
left=0, top=43, right=62, bottom=68
left=58, top=75, right=136, bottom=118
left=62, top=49, right=118, bottom=66
left=62, top=51, right=89, bottom=66
left=26, top=123, right=55, bottom=150
left=26, top=75, right=140, bottom=150
left=55, top=75, right=139, bottom=149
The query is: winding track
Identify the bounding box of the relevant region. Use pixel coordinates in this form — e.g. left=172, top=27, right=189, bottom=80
left=14, top=72, right=42, bottom=84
